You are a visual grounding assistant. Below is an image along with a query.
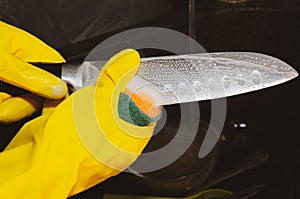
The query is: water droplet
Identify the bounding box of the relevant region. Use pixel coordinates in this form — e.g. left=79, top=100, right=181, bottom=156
left=217, top=58, right=230, bottom=63
left=222, top=76, right=231, bottom=89
left=236, top=74, right=245, bottom=86
left=193, top=80, right=201, bottom=93
left=165, top=84, right=173, bottom=92
left=178, top=82, right=186, bottom=91
left=207, top=78, right=215, bottom=90
left=192, top=80, right=199, bottom=85
left=251, top=70, right=262, bottom=84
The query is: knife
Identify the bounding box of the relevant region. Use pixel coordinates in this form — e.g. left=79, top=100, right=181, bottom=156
left=0, top=52, right=298, bottom=105
left=62, top=52, right=298, bottom=105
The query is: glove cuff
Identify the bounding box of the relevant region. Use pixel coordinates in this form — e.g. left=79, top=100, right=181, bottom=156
left=118, top=92, right=161, bottom=126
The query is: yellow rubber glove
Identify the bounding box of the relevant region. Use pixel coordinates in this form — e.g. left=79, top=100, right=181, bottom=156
left=0, top=49, right=156, bottom=198
left=0, top=21, right=68, bottom=123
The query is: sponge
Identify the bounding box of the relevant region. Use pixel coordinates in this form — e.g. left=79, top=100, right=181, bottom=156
left=118, top=92, right=161, bottom=126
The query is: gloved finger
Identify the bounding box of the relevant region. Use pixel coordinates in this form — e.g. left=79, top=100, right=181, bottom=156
left=95, top=49, right=162, bottom=126
left=92, top=49, right=157, bottom=136
left=0, top=92, right=12, bottom=102
left=75, top=49, right=155, bottom=169
left=0, top=93, right=43, bottom=124
left=0, top=54, right=68, bottom=99
left=0, top=21, right=65, bottom=63
left=96, top=49, right=140, bottom=89
left=0, top=50, right=156, bottom=197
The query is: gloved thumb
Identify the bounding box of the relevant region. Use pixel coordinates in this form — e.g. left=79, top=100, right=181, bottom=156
left=95, top=49, right=140, bottom=91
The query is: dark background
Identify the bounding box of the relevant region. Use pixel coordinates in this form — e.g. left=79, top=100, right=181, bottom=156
left=0, top=0, right=299, bottom=198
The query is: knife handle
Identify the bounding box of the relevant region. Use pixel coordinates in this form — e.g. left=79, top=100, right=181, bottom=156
left=0, top=63, right=62, bottom=96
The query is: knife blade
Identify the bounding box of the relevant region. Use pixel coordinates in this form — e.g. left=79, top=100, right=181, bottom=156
left=62, top=52, right=298, bottom=105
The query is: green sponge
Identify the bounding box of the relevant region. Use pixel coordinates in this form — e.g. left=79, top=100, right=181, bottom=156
left=118, top=92, right=161, bottom=126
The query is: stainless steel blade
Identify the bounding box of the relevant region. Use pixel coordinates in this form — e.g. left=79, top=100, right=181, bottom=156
left=62, top=52, right=298, bottom=105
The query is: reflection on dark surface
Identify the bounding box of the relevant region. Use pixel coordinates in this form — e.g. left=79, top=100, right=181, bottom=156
left=69, top=1, right=300, bottom=198
left=127, top=120, right=221, bottom=197
left=0, top=0, right=299, bottom=198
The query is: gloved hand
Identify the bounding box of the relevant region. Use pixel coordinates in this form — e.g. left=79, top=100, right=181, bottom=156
left=0, top=47, right=157, bottom=198
left=0, top=21, right=68, bottom=123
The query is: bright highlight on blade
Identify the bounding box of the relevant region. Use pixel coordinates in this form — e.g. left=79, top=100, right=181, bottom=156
left=64, top=52, right=298, bottom=105
left=131, top=52, right=298, bottom=105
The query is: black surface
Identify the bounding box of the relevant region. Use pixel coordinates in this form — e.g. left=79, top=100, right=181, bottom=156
left=69, top=0, right=300, bottom=198
left=0, top=0, right=299, bottom=198
left=70, top=0, right=300, bottom=197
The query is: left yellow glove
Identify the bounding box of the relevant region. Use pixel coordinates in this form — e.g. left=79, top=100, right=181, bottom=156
left=0, top=21, right=68, bottom=123
left=0, top=49, right=156, bottom=198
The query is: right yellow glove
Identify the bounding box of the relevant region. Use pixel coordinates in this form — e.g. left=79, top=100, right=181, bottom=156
left=0, top=49, right=156, bottom=198
left=0, top=21, right=68, bottom=123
